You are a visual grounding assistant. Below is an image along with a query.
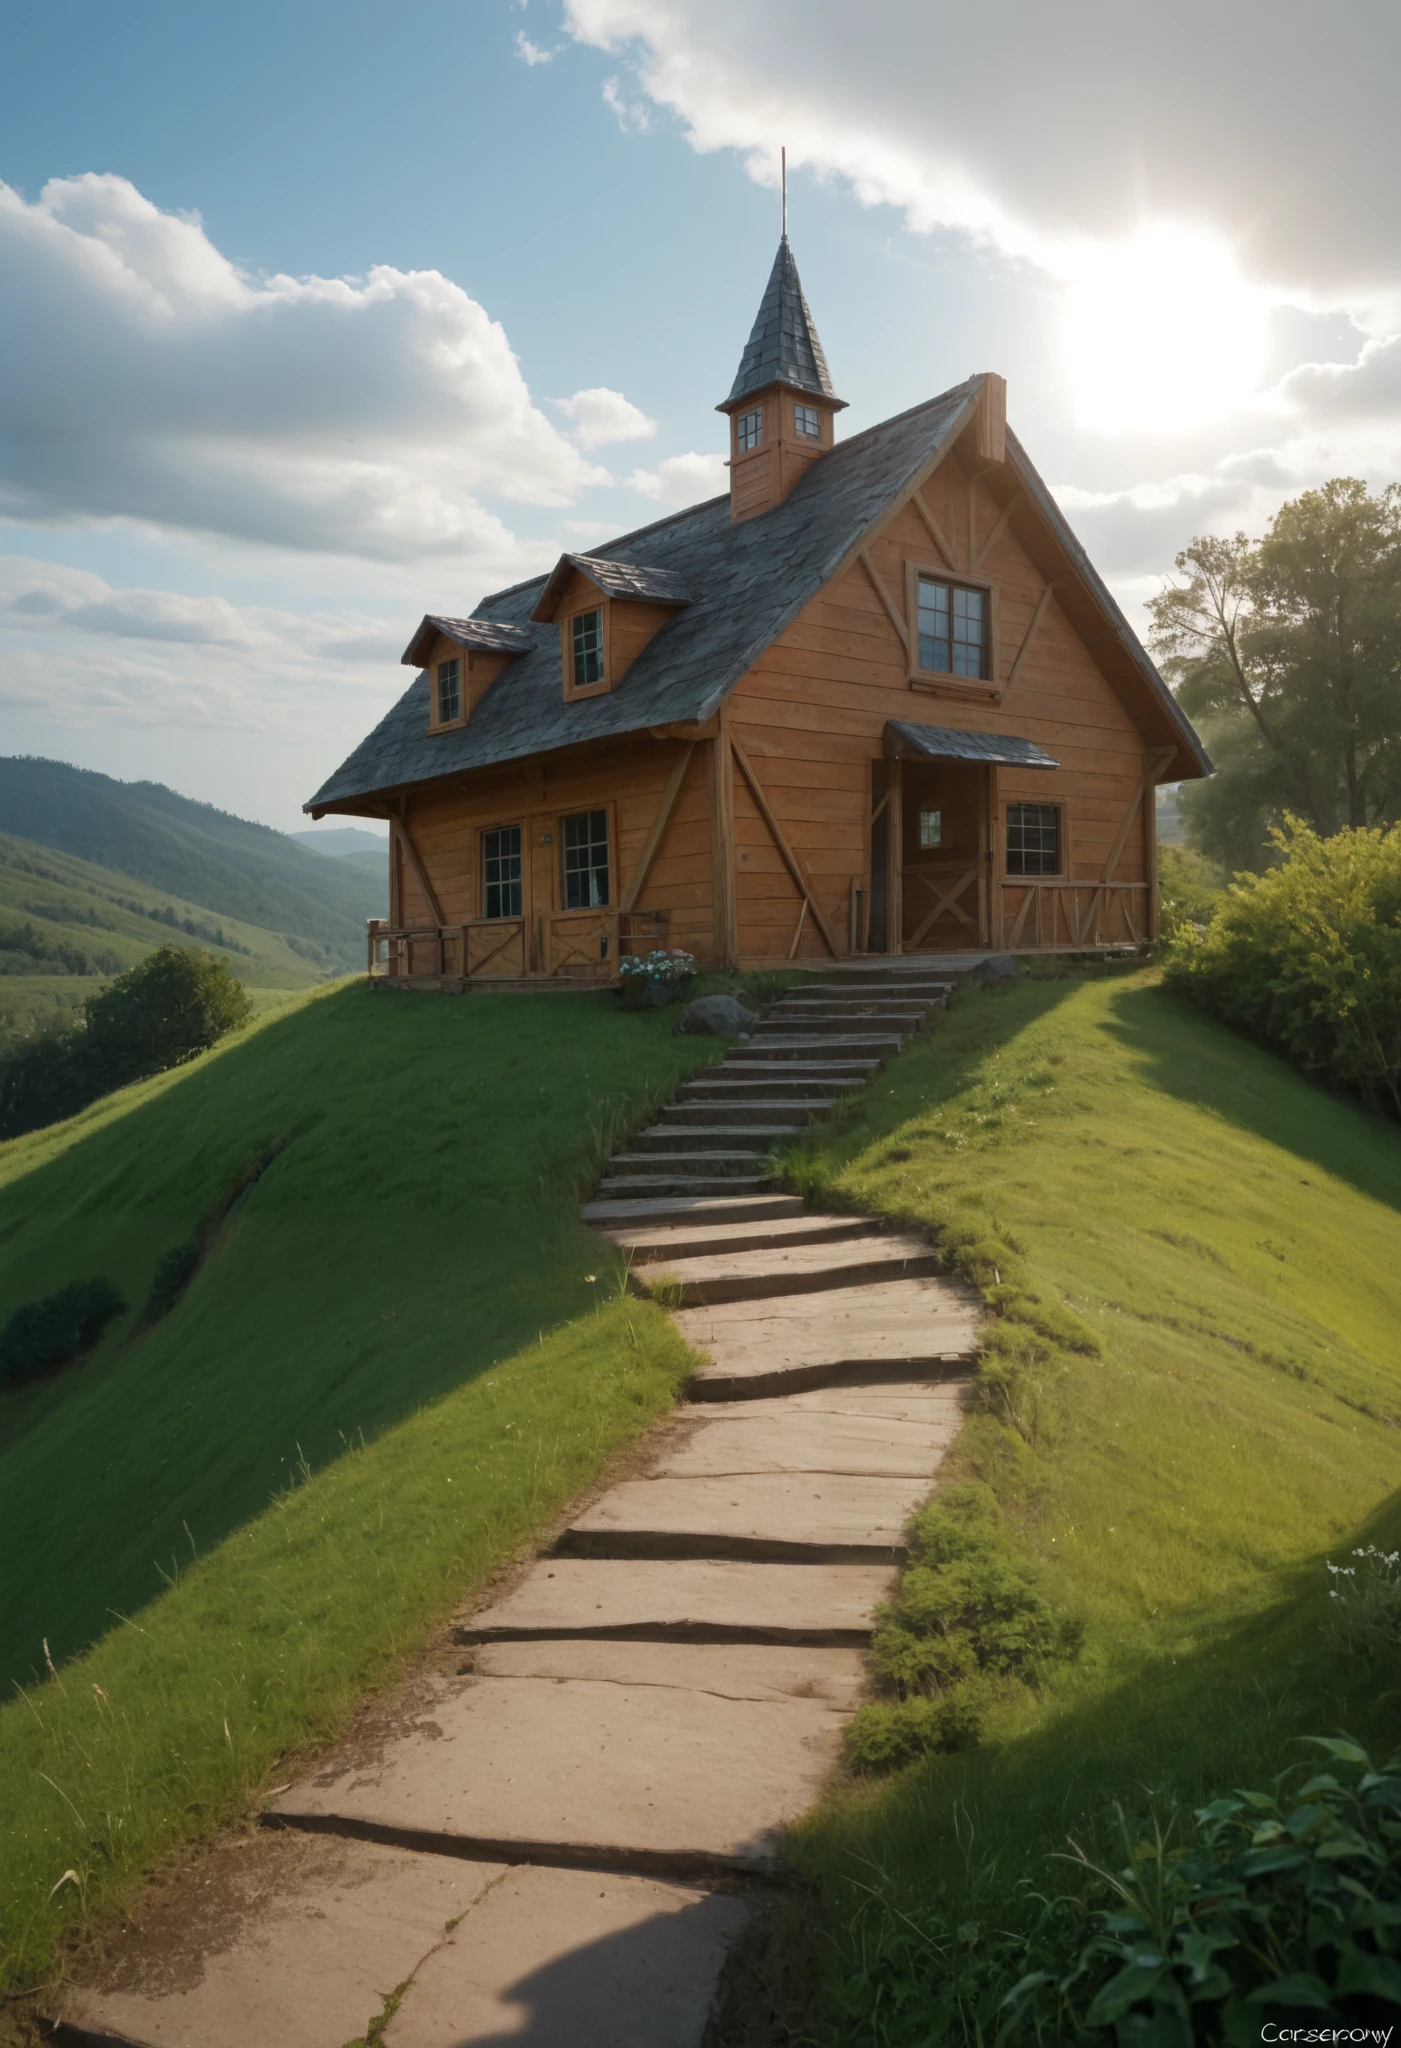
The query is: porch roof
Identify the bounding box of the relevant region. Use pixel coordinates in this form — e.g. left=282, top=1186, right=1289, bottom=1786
left=885, top=720, right=1060, bottom=770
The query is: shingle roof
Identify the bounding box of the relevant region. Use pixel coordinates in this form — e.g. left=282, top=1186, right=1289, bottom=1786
left=400, top=614, right=535, bottom=666
left=886, top=721, right=1060, bottom=769
left=722, top=236, right=844, bottom=413
left=531, top=553, right=692, bottom=622
left=305, top=373, right=1210, bottom=815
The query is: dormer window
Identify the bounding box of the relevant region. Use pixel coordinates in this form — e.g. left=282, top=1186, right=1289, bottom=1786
left=794, top=402, right=820, bottom=438
left=736, top=407, right=763, bottom=453
left=436, top=657, right=460, bottom=723
left=572, top=609, right=604, bottom=689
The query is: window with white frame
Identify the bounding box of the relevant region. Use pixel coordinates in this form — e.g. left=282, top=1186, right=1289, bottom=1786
left=562, top=809, right=610, bottom=909
left=794, top=402, right=820, bottom=438
left=571, top=609, right=604, bottom=689
left=916, top=578, right=988, bottom=679
left=735, top=407, right=763, bottom=453
left=1006, top=803, right=1061, bottom=877
left=436, top=656, right=460, bottom=723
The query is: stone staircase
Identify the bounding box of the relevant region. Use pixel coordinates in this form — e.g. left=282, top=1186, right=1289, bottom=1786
left=52, top=966, right=979, bottom=2048
left=598, top=965, right=953, bottom=1200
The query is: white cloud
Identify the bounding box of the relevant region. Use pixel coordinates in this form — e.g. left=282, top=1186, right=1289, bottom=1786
left=552, top=386, right=657, bottom=449
left=514, top=31, right=555, bottom=64
left=601, top=75, right=652, bottom=135
left=0, top=174, right=611, bottom=563
left=563, top=0, right=1401, bottom=315
left=627, top=451, right=727, bottom=506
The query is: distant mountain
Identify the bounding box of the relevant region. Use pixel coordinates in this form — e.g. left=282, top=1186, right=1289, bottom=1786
left=0, top=759, right=384, bottom=968
left=290, top=827, right=387, bottom=859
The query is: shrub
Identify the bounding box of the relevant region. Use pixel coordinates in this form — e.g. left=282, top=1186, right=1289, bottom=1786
left=1156, top=844, right=1226, bottom=941
left=846, top=1486, right=1078, bottom=1772
left=1165, top=819, right=1401, bottom=1117
left=0, top=1278, right=126, bottom=1388
left=142, top=1239, right=202, bottom=1324
left=0, top=945, right=251, bottom=1139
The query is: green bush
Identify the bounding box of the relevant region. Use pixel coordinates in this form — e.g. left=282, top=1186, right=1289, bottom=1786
left=0, top=1277, right=125, bottom=1387
left=1165, top=819, right=1401, bottom=1117
left=1156, top=844, right=1226, bottom=941
left=0, top=945, right=252, bottom=1139
left=142, top=1239, right=202, bottom=1324
left=847, top=1486, right=1078, bottom=1772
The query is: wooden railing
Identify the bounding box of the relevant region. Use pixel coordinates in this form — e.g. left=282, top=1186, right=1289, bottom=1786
left=367, top=908, right=671, bottom=985
left=999, top=880, right=1150, bottom=950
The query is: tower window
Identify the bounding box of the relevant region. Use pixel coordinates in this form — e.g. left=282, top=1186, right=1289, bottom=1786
left=436, top=657, right=460, bottom=723
left=917, top=578, right=987, bottom=679
left=794, top=402, right=820, bottom=438
left=735, top=407, right=763, bottom=453
left=1006, top=804, right=1061, bottom=877
left=563, top=809, right=610, bottom=909
left=571, top=608, right=604, bottom=689
left=483, top=824, right=523, bottom=918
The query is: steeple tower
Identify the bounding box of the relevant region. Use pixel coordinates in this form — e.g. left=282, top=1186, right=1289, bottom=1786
left=718, top=236, right=846, bottom=524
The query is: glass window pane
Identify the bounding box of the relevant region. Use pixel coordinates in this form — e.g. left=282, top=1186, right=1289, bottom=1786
left=562, top=808, right=610, bottom=909
left=483, top=824, right=523, bottom=918
left=1006, top=803, right=1060, bottom=877
left=736, top=408, right=763, bottom=452
left=916, top=578, right=985, bottom=677
left=572, top=609, right=604, bottom=688
left=436, top=657, right=460, bottom=723
left=918, top=807, right=942, bottom=848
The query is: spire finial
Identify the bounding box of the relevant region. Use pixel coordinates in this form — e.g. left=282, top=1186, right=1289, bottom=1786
left=781, top=146, right=787, bottom=239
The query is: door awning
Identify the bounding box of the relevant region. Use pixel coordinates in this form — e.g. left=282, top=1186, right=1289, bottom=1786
left=884, top=720, right=1059, bottom=770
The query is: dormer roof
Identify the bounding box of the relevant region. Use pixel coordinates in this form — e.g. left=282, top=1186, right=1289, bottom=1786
left=720, top=235, right=847, bottom=415
left=529, top=553, right=693, bottom=623
left=400, top=614, right=534, bottom=667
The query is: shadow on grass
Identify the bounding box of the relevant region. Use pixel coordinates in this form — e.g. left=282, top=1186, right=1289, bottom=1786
left=798, top=1485, right=1401, bottom=1925
left=1100, top=980, right=1401, bottom=1216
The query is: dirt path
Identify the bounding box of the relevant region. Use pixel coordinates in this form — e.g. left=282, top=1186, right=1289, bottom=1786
left=52, top=968, right=979, bottom=2048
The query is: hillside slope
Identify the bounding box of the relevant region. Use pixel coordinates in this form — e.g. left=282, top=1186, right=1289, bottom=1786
left=773, top=968, right=1401, bottom=2037
left=0, top=758, right=382, bottom=967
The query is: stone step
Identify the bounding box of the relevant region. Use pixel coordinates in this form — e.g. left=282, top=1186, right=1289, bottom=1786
left=794, top=981, right=953, bottom=1000
left=608, top=1148, right=769, bottom=1175
left=266, top=1640, right=862, bottom=1876
left=733, top=1034, right=904, bottom=1059
left=678, top=1073, right=864, bottom=1099
left=756, top=1009, right=925, bottom=1035
left=659, top=1098, right=831, bottom=1128
left=455, top=1557, right=896, bottom=1646
left=556, top=1472, right=927, bottom=1564
left=581, top=1193, right=804, bottom=1229
left=770, top=996, right=940, bottom=1015
left=636, top=1232, right=943, bottom=1307
left=707, top=1058, right=880, bottom=1084
left=631, top=1125, right=791, bottom=1154
left=599, top=1212, right=884, bottom=1262
left=677, top=1275, right=981, bottom=1399
left=654, top=1381, right=965, bottom=1481
left=598, top=1172, right=775, bottom=1200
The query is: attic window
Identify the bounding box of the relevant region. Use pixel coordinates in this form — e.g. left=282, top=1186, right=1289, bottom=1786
left=794, top=402, right=820, bottom=439
left=436, top=657, right=460, bottom=723
left=736, top=407, right=763, bottom=453
left=917, top=578, right=987, bottom=680
left=572, top=609, right=604, bottom=689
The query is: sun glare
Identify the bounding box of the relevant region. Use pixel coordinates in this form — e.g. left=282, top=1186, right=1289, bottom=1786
left=1063, top=226, right=1267, bottom=435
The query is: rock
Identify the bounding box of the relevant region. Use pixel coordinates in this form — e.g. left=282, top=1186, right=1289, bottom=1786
left=969, top=954, right=1023, bottom=985
left=672, top=993, right=758, bottom=1036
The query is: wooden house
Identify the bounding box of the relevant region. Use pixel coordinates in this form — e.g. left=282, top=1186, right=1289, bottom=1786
left=306, top=237, right=1211, bottom=983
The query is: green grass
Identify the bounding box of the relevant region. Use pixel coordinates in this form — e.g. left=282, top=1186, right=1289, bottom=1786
left=775, top=968, right=1401, bottom=2035
left=0, top=978, right=723, bottom=1994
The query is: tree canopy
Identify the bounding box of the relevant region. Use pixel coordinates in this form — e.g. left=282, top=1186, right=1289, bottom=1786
left=1148, top=479, right=1401, bottom=869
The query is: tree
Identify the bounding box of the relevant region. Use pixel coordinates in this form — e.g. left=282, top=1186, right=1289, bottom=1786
left=1147, top=480, right=1401, bottom=869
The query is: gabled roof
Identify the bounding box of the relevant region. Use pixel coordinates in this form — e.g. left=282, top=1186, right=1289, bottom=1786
left=305, top=373, right=1210, bottom=817
left=530, top=553, right=692, bottom=623
left=400, top=614, right=534, bottom=667
left=721, top=236, right=846, bottom=414
left=886, top=721, right=1059, bottom=770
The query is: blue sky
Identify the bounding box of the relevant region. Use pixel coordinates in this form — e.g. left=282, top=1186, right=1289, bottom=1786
left=0, top=1, right=1395, bottom=831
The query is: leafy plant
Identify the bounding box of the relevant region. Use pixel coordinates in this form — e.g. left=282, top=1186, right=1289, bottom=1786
left=0, top=1277, right=125, bottom=1387
left=847, top=1486, right=1079, bottom=1772
left=1156, top=845, right=1226, bottom=942
left=1327, top=1546, right=1401, bottom=1661
left=1165, top=818, right=1401, bottom=1117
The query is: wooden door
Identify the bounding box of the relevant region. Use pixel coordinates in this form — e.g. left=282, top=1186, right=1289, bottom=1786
left=899, top=762, right=990, bottom=951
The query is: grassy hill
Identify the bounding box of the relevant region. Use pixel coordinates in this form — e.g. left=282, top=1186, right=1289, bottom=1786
left=0, top=833, right=332, bottom=1041
left=0, top=981, right=721, bottom=1992
left=0, top=758, right=383, bottom=972
left=768, top=969, right=1401, bottom=2038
